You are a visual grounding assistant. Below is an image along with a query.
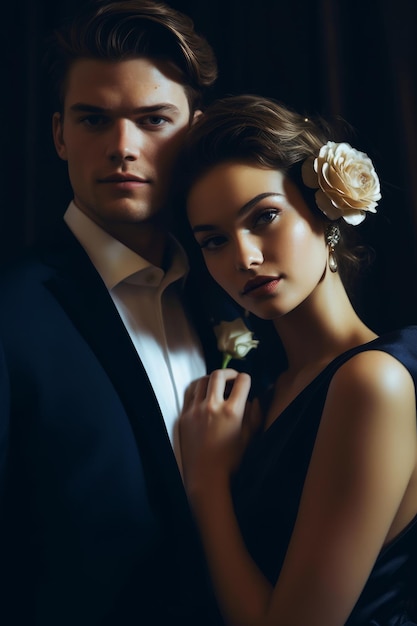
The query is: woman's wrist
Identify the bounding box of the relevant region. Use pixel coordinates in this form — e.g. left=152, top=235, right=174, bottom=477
left=185, top=469, right=232, bottom=512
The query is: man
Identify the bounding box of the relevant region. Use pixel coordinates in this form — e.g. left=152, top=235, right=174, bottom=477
left=0, top=2, right=222, bottom=624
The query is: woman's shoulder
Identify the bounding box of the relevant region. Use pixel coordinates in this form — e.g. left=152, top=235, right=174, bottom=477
left=327, top=335, right=416, bottom=429
left=334, top=347, right=414, bottom=395
left=334, top=325, right=417, bottom=392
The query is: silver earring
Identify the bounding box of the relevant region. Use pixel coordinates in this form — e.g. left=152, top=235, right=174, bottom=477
left=326, top=224, right=340, bottom=273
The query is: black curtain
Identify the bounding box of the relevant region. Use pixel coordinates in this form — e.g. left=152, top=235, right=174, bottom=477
left=2, top=0, right=417, bottom=331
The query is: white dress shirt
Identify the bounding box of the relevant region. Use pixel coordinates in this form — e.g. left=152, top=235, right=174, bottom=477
left=64, top=202, right=206, bottom=470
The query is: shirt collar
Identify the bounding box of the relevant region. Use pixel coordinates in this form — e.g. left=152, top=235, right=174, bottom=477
left=63, top=201, right=189, bottom=290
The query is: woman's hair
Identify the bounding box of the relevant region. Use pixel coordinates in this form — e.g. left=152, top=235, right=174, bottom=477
left=45, top=0, right=218, bottom=113
left=178, top=94, right=373, bottom=287
left=181, top=93, right=328, bottom=176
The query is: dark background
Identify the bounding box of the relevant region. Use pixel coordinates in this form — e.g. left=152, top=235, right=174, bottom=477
left=2, top=0, right=417, bottom=331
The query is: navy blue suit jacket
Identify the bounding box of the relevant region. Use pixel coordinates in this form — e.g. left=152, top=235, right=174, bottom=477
left=0, top=223, right=223, bottom=625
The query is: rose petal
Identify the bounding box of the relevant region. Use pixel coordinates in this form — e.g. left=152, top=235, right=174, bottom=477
left=214, top=319, right=258, bottom=361
left=342, top=211, right=366, bottom=225
left=315, top=190, right=343, bottom=220
left=313, top=142, right=381, bottom=218
left=320, top=164, right=350, bottom=195
left=301, top=157, right=318, bottom=188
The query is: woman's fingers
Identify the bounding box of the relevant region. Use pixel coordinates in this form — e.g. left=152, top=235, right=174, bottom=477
left=182, top=369, right=252, bottom=436
left=206, top=368, right=251, bottom=406
left=226, top=371, right=251, bottom=403
left=183, top=375, right=210, bottom=409
left=180, top=370, right=256, bottom=486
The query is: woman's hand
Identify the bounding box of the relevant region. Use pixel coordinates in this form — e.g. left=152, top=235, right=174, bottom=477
left=179, top=370, right=273, bottom=626
left=179, top=369, right=261, bottom=498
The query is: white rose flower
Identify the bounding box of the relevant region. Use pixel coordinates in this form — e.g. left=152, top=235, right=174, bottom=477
left=301, top=141, right=381, bottom=225
left=214, top=318, right=259, bottom=368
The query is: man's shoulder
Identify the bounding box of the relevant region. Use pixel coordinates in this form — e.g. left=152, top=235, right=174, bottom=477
left=0, top=229, right=95, bottom=311
left=0, top=223, right=95, bottom=288
left=0, top=249, right=52, bottom=288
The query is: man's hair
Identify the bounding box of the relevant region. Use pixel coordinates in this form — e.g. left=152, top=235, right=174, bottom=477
left=46, top=0, right=218, bottom=113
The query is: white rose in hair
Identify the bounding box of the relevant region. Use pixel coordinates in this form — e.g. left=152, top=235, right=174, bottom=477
left=302, top=141, right=381, bottom=225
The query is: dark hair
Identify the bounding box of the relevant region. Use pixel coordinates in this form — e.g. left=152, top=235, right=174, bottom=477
left=178, top=94, right=373, bottom=288
left=45, top=0, right=218, bottom=113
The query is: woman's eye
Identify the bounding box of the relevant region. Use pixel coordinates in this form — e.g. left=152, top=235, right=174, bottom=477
left=254, top=209, right=279, bottom=227
left=197, top=235, right=227, bottom=251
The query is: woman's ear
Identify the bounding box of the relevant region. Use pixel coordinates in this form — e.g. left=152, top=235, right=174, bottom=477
left=192, top=109, right=203, bottom=125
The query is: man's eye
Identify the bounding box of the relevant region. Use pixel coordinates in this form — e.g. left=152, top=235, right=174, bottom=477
left=80, top=115, right=108, bottom=127
left=140, top=116, right=168, bottom=127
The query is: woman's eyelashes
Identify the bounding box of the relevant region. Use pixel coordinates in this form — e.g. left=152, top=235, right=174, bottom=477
left=195, top=207, right=281, bottom=251
left=197, top=234, right=227, bottom=251
left=252, top=207, right=280, bottom=228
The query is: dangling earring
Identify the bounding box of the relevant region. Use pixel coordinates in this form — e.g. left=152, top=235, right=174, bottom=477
left=325, top=223, right=340, bottom=273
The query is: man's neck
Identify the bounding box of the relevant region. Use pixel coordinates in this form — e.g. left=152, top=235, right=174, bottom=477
left=101, top=222, right=169, bottom=268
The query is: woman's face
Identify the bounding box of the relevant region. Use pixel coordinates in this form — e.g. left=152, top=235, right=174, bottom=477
left=187, top=161, right=329, bottom=320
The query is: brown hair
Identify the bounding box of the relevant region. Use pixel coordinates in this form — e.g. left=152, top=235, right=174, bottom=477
left=46, top=0, right=218, bottom=113
left=179, top=94, right=372, bottom=286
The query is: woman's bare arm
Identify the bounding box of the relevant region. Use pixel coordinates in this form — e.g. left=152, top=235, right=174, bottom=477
left=180, top=352, right=417, bottom=626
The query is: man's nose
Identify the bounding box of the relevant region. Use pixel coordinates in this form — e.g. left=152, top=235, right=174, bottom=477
left=106, top=120, right=141, bottom=163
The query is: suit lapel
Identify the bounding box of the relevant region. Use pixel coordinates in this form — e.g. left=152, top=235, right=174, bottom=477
left=183, top=269, right=223, bottom=372
left=41, top=225, right=183, bottom=500
left=39, top=224, right=224, bottom=613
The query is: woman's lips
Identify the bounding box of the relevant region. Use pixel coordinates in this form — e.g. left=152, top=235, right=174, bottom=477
left=241, top=276, right=281, bottom=296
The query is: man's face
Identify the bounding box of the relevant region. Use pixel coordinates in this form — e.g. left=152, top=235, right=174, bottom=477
left=53, top=57, right=193, bottom=234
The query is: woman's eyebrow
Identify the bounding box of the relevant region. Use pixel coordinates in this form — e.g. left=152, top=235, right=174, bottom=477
left=237, top=192, right=283, bottom=218
left=192, top=192, right=283, bottom=233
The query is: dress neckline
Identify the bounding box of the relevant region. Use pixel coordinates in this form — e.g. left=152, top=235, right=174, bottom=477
left=262, top=329, right=412, bottom=435
left=261, top=326, right=417, bottom=552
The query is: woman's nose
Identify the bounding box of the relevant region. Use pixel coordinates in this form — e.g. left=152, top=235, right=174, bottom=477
left=234, top=236, right=263, bottom=271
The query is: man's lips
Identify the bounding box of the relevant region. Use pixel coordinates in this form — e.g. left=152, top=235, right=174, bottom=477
left=241, top=275, right=281, bottom=296
left=98, top=173, right=149, bottom=184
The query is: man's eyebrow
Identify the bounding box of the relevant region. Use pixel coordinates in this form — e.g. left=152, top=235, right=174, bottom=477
left=192, top=192, right=283, bottom=233
left=69, top=102, right=181, bottom=115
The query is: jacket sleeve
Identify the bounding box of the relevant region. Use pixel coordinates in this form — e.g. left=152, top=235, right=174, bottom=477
left=0, top=340, right=10, bottom=502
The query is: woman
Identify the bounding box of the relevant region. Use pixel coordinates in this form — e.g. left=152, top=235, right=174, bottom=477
left=178, top=95, right=417, bottom=626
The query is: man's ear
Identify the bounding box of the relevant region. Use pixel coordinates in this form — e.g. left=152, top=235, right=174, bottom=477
left=192, top=109, right=203, bottom=125
left=52, top=112, right=68, bottom=161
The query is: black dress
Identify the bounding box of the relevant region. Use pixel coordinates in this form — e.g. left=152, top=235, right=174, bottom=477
left=232, top=327, right=417, bottom=625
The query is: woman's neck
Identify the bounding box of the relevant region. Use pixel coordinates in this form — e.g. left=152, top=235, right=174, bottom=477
left=263, top=279, right=378, bottom=430
left=273, top=278, right=377, bottom=376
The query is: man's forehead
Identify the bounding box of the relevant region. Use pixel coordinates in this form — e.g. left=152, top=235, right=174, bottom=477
left=63, top=57, right=190, bottom=108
